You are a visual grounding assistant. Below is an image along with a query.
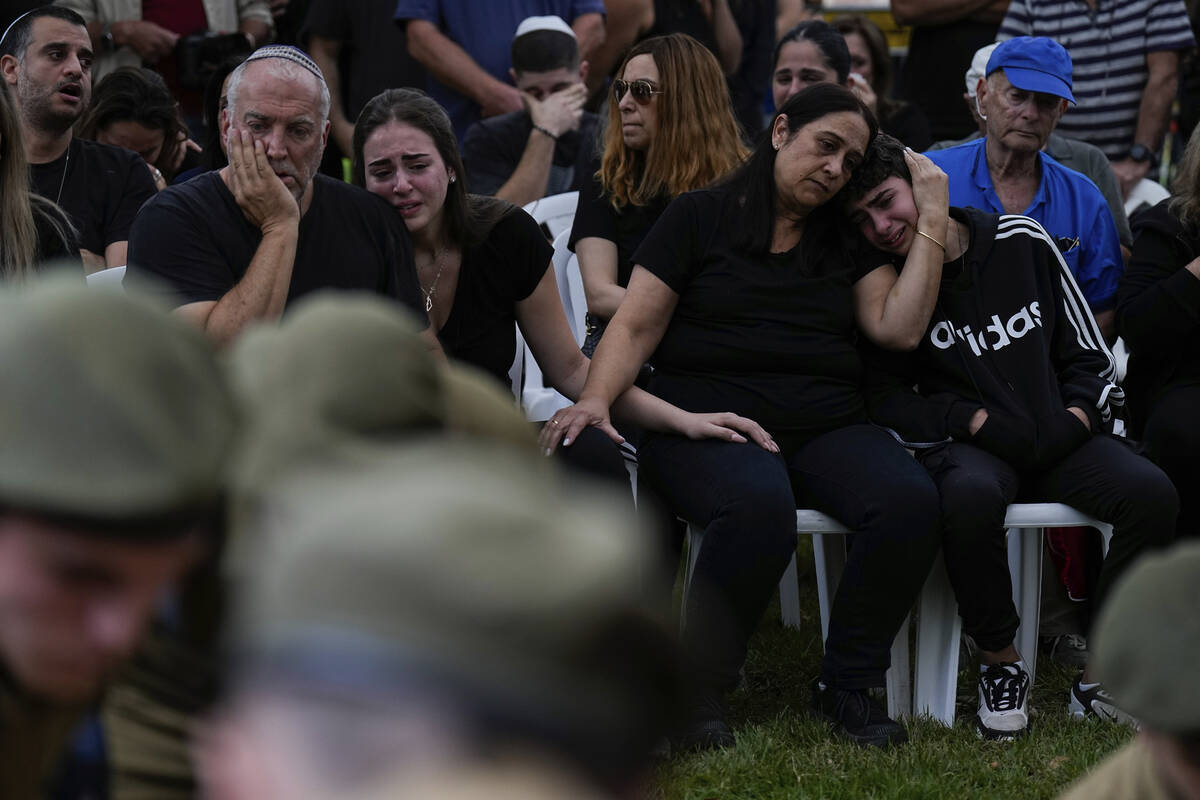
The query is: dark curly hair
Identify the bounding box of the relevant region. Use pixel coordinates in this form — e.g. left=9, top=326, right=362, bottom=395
left=838, top=133, right=910, bottom=208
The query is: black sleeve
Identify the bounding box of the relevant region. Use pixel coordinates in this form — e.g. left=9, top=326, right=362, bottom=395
left=302, top=0, right=351, bottom=40
left=107, top=150, right=158, bottom=249
left=861, top=341, right=977, bottom=447
left=126, top=188, right=237, bottom=306
left=461, top=119, right=519, bottom=197
left=628, top=192, right=704, bottom=294
left=568, top=171, right=617, bottom=252
left=1117, top=200, right=1200, bottom=354
left=491, top=208, right=553, bottom=301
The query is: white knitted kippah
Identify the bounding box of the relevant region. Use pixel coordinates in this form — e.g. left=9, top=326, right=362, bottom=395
left=244, top=45, right=325, bottom=83
left=513, top=15, right=575, bottom=41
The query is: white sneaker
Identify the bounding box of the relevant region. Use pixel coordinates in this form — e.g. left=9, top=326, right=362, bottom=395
left=977, top=662, right=1031, bottom=740
left=1068, top=678, right=1139, bottom=727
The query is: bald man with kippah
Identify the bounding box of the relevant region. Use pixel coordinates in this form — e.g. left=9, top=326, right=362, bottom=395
left=126, top=46, right=427, bottom=347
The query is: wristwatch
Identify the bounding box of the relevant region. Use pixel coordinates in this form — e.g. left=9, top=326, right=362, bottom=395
left=1127, top=143, right=1157, bottom=165
left=100, top=23, right=115, bottom=53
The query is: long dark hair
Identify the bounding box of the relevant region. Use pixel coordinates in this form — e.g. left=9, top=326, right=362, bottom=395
left=724, top=83, right=876, bottom=256
left=77, top=67, right=187, bottom=178
left=352, top=88, right=509, bottom=248
left=774, top=20, right=852, bottom=85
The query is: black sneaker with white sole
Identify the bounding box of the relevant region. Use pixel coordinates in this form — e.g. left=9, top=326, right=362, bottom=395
left=976, top=662, right=1031, bottom=740
left=1068, top=678, right=1139, bottom=727
left=811, top=679, right=907, bottom=748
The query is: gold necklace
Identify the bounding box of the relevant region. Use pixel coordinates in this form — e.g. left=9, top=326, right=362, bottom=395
left=419, top=246, right=447, bottom=313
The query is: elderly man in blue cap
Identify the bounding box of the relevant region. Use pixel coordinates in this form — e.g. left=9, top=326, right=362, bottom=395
left=926, top=36, right=1124, bottom=342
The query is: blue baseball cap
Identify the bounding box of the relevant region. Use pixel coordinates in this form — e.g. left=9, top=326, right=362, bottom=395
left=985, top=36, right=1075, bottom=104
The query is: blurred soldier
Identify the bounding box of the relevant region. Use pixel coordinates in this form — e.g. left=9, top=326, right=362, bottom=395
left=101, top=292, right=538, bottom=798
left=0, top=277, right=236, bottom=799
left=200, top=444, right=677, bottom=800
left=1058, top=541, right=1200, bottom=799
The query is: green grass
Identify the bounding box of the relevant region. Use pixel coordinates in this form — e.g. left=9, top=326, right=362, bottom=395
left=653, top=543, right=1133, bottom=800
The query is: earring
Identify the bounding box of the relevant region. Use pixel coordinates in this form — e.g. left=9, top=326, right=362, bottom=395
left=449, top=174, right=456, bottom=183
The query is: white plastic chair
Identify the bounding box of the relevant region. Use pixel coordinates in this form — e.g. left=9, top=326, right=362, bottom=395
left=508, top=325, right=525, bottom=403
left=86, top=265, right=126, bottom=289
left=912, top=503, right=1113, bottom=726
left=1123, top=178, right=1169, bottom=218
left=523, top=191, right=579, bottom=241
left=685, top=511, right=912, bottom=720
left=521, top=229, right=586, bottom=421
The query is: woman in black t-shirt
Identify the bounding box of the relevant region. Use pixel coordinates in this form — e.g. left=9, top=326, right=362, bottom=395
left=354, top=88, right=771, bottom=484
left=570, top=34, right=746, bottom=355
left=544, top=85, right=949, bottom=751
left=0, top=82, right=77, bottom=278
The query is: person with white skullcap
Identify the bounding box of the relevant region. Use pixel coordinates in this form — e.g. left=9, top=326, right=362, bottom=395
left=125, top=45, right=429, bottom=347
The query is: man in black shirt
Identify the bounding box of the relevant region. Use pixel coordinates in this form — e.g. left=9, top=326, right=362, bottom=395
left=0, top=6, right=155, bottom=272
left=461, top=15, right=597, bottom=207
left=127, top=46, right=425, bottom=346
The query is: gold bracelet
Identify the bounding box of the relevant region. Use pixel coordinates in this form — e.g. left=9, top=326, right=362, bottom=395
left=914, top=229, right=945, bottom=252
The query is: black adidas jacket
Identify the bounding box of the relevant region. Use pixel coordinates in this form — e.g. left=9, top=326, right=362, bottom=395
left=864, top=207, right=1124, bottom=470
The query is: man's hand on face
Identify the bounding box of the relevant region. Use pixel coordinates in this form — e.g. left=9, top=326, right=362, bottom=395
left=224, top=128, right=299, bottom=233
left=110, top=20, right=178, bottom=64
left=524, top=83, right=587, bottom=139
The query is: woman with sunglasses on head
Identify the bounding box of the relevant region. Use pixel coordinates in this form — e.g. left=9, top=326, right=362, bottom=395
left=570, top=33, right=746, bottom=358
left=773, top=19, right=930, bottom=152
left=544, top=84, right=949, bottom=752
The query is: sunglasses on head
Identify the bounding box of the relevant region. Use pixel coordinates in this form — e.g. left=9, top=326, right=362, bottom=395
left=612, top=78, right=664, bottom=105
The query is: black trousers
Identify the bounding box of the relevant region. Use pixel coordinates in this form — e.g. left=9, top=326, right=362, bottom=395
left=637, top=424, right=941, bottom=692
left=919, top=435, right=1178, bottom=653
left=1141, top=383, right=1200, bottom=540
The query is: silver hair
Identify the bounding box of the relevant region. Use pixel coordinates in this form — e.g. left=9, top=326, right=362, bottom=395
left=225, top=56, right=331, bottom=124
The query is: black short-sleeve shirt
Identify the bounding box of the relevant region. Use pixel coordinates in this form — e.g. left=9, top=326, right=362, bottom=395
left=126, top=172, right=423, bottom=316
left=29, top=138, right=157, bottom=257
left=568, top=170, right=670, bottom=289
left=634, top=187, right=883, bottom=441
left=437, top=208, right=552, bottom=385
